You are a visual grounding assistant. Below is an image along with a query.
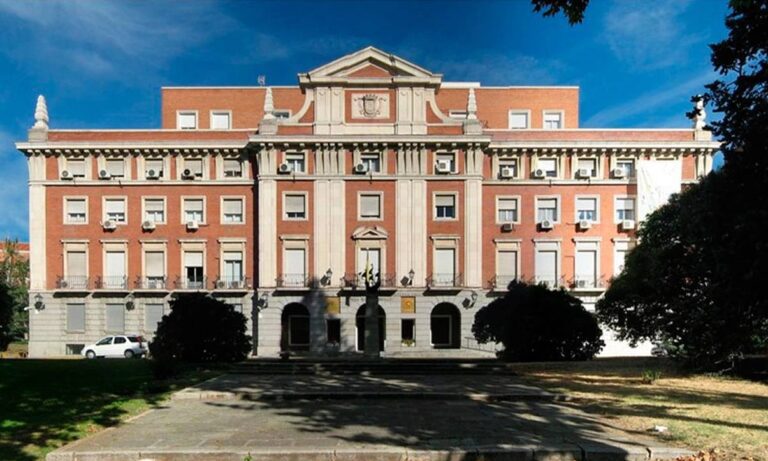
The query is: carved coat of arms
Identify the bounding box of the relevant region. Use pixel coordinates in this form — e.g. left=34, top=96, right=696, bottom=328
left=352, top=93, right=389, bottom=119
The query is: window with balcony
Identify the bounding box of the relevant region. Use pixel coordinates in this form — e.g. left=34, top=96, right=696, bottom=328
left=534, top=246, right=559, bottom=287
left=508, top=111, right=529, bottom=129
left=183, top=198, right=204, bottom=223
left=496, top=249, right=518, bottom=288
left=222, top=251, right=243, bottom=285
left=144, top=251, right=165, bottom=289
left=104, top=198, right=126, bottom=223
left=64, top=250, right=87, bottom=289
left=223, top=158, right=242, bottom=178
left=359, top=194, right=381, bottom=220
left=144, top=304, right=164, bottom=333
left=143, top=198, right=165, bottom=223
left=105, top=304, right=125, bottom=333
left=615, top=197, right=636, bottom=222
left=285, top=152, right=305, bottom=173
left=106, top=159, right=125, bottom=178
left=67, top=158, right=86, bottom=178
left=357, top=247, right=381, bottom=277
left=222, top=198, right=244, bottom=224
left=66, top=303, right=86, bottom=332
left=434, top=194, right=456, bottom=219
left=104, top=250, right=127, bottom=289
left=575, top=242, right=599, bottom=289
left=65, top=198, right=87, bottom=224
left=145, top=158, right=164, bottom=178
left=576, top=197, right=598, bottom=222
left=577, top=158, right=598, bottom=178
left=433, top=248, right=457, bottom=286
left=210, top=111, right=231, bottom=130
left=613, top=240, right=633, bottom=276
left=183, top=251, right=204, bottom=289
left=537, top=158, right=558, bottom=177
left=177, top=111, right=197, bottom=130
left=183, top=158, right=203, bottom=178
left=543, top=111, right=563, bottom=129
left=284, top=194, right=306, bottom=220
left=282, top=248, right=306, bottom=287
left=536, top=197, right=559, bottom=223
left=497, top=197, right=519, bottom=223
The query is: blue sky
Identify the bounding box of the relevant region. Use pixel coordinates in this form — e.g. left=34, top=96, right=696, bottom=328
left=0, top=0, right=729, bottom=240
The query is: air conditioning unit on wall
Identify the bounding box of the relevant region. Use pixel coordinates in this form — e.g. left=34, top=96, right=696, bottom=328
left=354, top=163, right=368, bottom=174
left=142, top=220, right=156, bottom=231
left=500, top=167, right=515, bottom=179
left=102, top=220, right=117, bottom=230
left=540, top=219, right=554, bottom=230
left=98, top=169, right=111, bottom=179
left=620, top=220, right=636, bottom=231
left=278, top=163, right=292, bottom=174
left=579, top=219, right=592, bottom=230
left=612, top=168, right=626, bottom=179
left=186, top=220, right=199, bottom=231
left=532, top=169, right=546, bottom=179
left=435, top=160, right=452, bottom=174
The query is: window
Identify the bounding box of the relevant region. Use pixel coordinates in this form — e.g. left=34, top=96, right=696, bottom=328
left=104, top=198, right=126, bottom=223
left=230, top=303, right=243, bottom=313
left=615, top=197, right=636, bottom=221
left=359, top=194, right=381, bottom=220
left=184, top=251, right=204, bottom=289
left=535, top=246, right=559, bottom=287
left=104, top=250, right=126, bottom=288
left=508, top=111, right=529, bottom=129
left=283, top=248, right=306, bottom=286
left=497, top=249, right=518, bottom=286
left=67, top=159, right=86, bottom=178
left=543, top=111, right=563, bottom=129
left=433, top=248, right=456, bottom=286
left=223, top=158, right=242, bottom=178
left=538, top=158, right=558, bottom=177
left=435, top=194, right=456, bottom=219
left=498, top=157, right=518, bottom=178
left=143, top=198, right=165, bottom=223
left=66, top=303, right=86, bottom=332
left=65, top=251, right=87, bottom=288
left=575, top=247, right=598, bottom=288
left=183, top=198, right=204, bottom=223
left=222, top=198, right=244, bottom=223
left=435, top=152, right=456, bottom=173
left=285, top=152, right=305, bottom=173
left=401, top=319, right=415, bottom=342
left=210, top=111, right=231, bottom=130
left=448, top=110, right=468, bottom=119
left=273, top=110, right=291, bottom=119
left=536, top=197, right=559, bottom=223
left=65, top=198, right=87, bottom=224
left=577, top=158, right=598, bottom=178
left=105, top=304, right=125, bottom=333
left=144, top=304, right=164, bottom=333
left=616, top=159, right=635, bottom=178
left=576, top=197, right=598, bottom=222
left=357, top=247, right=381, bottom=275
left=614, top=241, right=633, bottom=276
left=66, top=344, right=85, bottom=355
left=183, top=158, right=203, bottom=178
left=177, top=111, right=197, bottom=130
left=360, top=152, right=381, bottom=173
left=497, top=197, right=519, bottom=223
left=284, top=194, right=306, bottom=220
left=105, top=159, right=125, bottom=178
left=223, top=251, right=243, bottom=283
left=145, top=158, right=164, bottom=178
left=327, top=319, right=341, bottom=344
left=144, top=251, right=165, bottom=287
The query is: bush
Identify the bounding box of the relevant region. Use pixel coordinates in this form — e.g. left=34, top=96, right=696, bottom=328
left=472, top=281, right=604, bottom=361
left=149, top=293, right=251, bottom=362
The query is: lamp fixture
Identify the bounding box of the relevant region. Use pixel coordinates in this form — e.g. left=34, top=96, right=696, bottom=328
left=33, top=293, right=45, bottom=311
left=321, top=268, right=333, bottom=286
left=257, top=292, right=269, bottom=309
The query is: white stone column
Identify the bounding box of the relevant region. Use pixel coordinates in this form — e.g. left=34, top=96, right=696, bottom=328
left=258, top=179, right=277, bottom=288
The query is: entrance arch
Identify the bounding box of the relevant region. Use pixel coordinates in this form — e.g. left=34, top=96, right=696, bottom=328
left=431, top=303, right=461, bottom=349
left=355, top=305, right=386, bottom=352
left=281, top=303, right=310, bottom=351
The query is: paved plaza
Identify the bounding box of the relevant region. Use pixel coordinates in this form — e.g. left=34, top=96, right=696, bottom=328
left=48, top=372, right=691, bottom=461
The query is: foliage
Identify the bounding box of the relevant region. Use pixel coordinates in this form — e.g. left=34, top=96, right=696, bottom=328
left=531, top=0, right=590, bottom=24
left=597, top=1, right=768, bottom=371
left=149, top=293, right=251, bottom=363
left=0, top=282, right=13, bottom=351
left=641, top=369, right=662, bottom=385
left=0, top=239, right=30, bottom=343
left=472, top=281, right=604, bottom=361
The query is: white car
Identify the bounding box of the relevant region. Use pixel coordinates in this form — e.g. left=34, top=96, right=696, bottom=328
left=82, top=335, right=147, bottom=359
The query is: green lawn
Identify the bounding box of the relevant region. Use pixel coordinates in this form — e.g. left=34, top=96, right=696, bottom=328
left=0, top=359, right=218, bottom=461
left=511, top=358, right=768, bottom=461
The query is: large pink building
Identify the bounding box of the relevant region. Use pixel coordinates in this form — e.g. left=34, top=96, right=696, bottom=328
left=17, top=47, right=718, bottom=357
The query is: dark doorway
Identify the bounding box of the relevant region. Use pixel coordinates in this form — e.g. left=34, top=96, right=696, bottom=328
left=355, top=305, right=385, bottom=352
left=430, top=303, right=461, bottom=349
left=281, top=303, right=310, bottom=351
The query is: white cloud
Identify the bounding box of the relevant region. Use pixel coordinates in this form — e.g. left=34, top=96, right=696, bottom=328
left=602, top=0, right=703, bottom=70
left=583, top=70, right=715, bottom=127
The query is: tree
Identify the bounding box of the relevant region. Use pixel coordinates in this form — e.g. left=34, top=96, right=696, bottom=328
left=149, top=293, right=251, bottom=362
left=597, top=1, right=768, bottom=370
left=473, top=281, right=604, bottom=361
left=0, top=282, right=14, bottom=351
left=0, top=239, right=29, bottom=344
left=531, top=0, right=589, bottom=24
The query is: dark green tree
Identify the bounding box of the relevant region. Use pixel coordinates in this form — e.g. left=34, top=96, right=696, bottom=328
left=531, top=0, right=589, bottom=24
left=597, top=1, right=768, bottom=370
left=0, top=281, right=14, bottom=351
left=149, top=293, right=251, bottom=362
left=0, top=240, right=29, bottom=344
left=473, top=281, right=604, bottom=361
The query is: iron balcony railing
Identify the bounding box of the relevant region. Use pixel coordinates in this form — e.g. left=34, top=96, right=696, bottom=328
left=174, top=276, right=208, bottom=290
left=276, top=273, right=311, bottom=288
left=490, top=275, right=519, bottom=290
left=213, top=276, right=251, bottom=290
left=340, top=273, right=396, bottom=290
left=426, top=273, right=463, bottom=288
left=570, top=275, right=607, bottom=290
left=95, top=276, right=129, bottom=290
left=135, top=277, right=168, bottom=290
left=56, top=276, right=89, bottom=290
left=532, top=276, right=567, bottom=289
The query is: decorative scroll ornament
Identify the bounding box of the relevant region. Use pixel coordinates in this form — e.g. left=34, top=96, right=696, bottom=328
left=33, top=95, right=49, bottom=129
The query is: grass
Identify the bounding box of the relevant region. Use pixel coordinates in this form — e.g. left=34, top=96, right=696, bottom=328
left=0, top=358, right=219, bottom=461
left=510, top=358, right=768, bottom=461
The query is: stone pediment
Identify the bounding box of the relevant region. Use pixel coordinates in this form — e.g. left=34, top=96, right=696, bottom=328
left=351, top=225, right=389, bottom=240
left=299, top=46, right=442, bottom=86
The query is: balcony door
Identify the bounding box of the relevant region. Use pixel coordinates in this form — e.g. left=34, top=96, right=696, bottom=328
left=105, top=251, right=126, bottom=289
left=283, top=248, right=306, bottom=287
left=434, top=248, right=456, bottom=286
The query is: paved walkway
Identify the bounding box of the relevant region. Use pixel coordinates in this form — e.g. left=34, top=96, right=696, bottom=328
left=48, top=373, right=691, bottom=461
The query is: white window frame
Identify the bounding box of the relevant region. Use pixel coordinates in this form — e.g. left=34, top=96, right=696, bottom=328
left=533, top=239, right=561, bottom=287
left=434, top=151, right=458, bottom=174
left=358, top=192, right=383, bottom=221
left=614, top=196, right=637, bottom=223
left=181, top=157, right=205, bottom=179
left=222, top=157, right=243, bottom=179
left=574, top=238, right=601, bottom=288
left=360, top=151, right=383, bottom=174
left=283, top=192, right=308, bottom=221
left=181, top=246, right=206, bottom=289
left=494, top=240, right=521, bottom=287
left=575, top=195, right=600, bottom=223
left=433, top=192, right=459, bottom=221
left=535, top=196, right=561, bottom=224
left=284, top=151, right=306, bottom=174
left=103, top=157, right=127, bottom=179
left=542, top=110, right=565, bottom=130
left=508, top=110, right=530, bottom=129
left=102, top=196, right=128, bottom=225
left=143, top=156, right=166, bottom=179
left=575, top=156, right=600, bottom=179
left=176, top=110, right=198, bottom=130
left=612, top=238, right=634, bottom=276
left=181, top=196, right=206, bottom=224
left=495, top=195, right=521, bottom=224
left=142, top=246, right=167, bottom=284
left=65, top=157, right=88, bottom=179
left=63, top=196, right=88, bottom=225
left=63, top=241, right=89, bottom=282
left=102, top=243, right=128, bottom=288
left=142, top=197, right=167, bottom=225
left=536, top=157, right=559, bottom=178
left=614, top=158, right=636, bottom=178
left=496, top=155, right=520, bottom=179
left=221, top=196, right=246, bottom=225
left=209, top=110, right=232, bottom=130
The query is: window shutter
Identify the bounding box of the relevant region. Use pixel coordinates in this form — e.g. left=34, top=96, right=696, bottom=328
left=66, top=304, right=85, bottom=331
left=434, top=248, right=455, bottom=276
left=360, top=195, right=380, bottom=217
left=223, top=199, right=242, bottom=215
left=497, top=250, right=517, bottom=277
left=106, top=159, right=124, bottom=176
left=144, top=304, right=164, bottom=332
left=435, top=195, right=454, bottom=207
left=68, top=160, right=86, bottom=176
left=66, top=252, right=87, bottom=277
left=284, top=249, right=305, bottom=274
left=535, top=250, right=557, bottom=280
left=105, top=199, right=124, bottom=214
left=106, top=304, right=125, bottom=332
left=145, top=199, right=164, bottom=212
left=576, top=198, right=596, bottom=212
left=184, top=251, right=203, bottom=268
left=211, top=113, right=230, bottom=129
left=285, top=195, right=305, bottom=214
left=145, top=252, right=164, bottom=277
left=509, top=112, right=528, bottom=128
left=185, top=199, right=203, bottom=212
left=538, top=158, right=556, bottom=171
left=576, top=250, right=597, bottom=279
left=185, top=158, right=203, bottom=175
left=67, top=199, right=86, bottom=214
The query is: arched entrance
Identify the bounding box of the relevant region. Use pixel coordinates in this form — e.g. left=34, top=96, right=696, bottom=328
left=281, top=303, right=310, bottom=351
left=355, top=305, right=386, bottom=352
left=431, top=303, right=461, bottom=349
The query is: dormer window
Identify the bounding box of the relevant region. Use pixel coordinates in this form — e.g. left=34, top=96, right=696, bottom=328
left=448, top=110, right=468, bottom=120
left=508, top=111, right=529, bottom=129
left=273, top=110, right=291, bottom=120
left=177, top=111, right=198, bottom=130
left=543, top=111, right=563, bottom=129
left=210, top=111, right=231, bottom=130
